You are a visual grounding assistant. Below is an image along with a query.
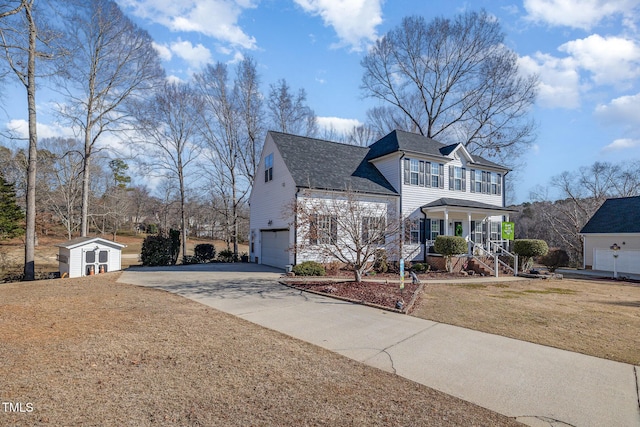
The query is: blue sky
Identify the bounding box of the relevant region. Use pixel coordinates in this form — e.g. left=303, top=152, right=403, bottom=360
left=3, top=0, right=640, bottom=204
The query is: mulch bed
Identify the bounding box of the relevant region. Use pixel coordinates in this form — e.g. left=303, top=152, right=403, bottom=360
left=287, top=280, right=422, bottom=312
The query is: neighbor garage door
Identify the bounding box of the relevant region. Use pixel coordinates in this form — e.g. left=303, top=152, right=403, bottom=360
left=594, top=249, right=640, bottom=274
left=260, top=230, right=290, bottom=269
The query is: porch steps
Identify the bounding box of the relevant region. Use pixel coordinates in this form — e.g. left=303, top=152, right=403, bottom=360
left=467, top=257, right=512, bottom=277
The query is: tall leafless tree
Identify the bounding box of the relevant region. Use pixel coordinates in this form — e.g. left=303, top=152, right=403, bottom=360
left=136, top=81, right=203, bottom=261
left=0, top=0, right=58, bottom=280
left=194, top=62, right=254, bottom=259
left=267, top=78, right=317, bottom=137
left=361, top=10, right=538, bottom=164
left=55, top=0, right=164, bottom=237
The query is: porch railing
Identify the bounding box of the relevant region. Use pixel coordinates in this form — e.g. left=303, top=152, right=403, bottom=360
left=468, top=240, right=518, bottom=277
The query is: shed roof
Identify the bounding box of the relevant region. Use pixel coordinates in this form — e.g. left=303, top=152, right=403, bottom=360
left=270, top=131, right=398, bottom=196
left=580, top=196, right=640, bottom=234
left=55, top=237, right=126, bottom=250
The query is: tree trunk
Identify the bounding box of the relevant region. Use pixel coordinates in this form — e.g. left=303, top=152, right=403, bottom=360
left=23, top=5, right=38, bottom=281
left=179, top=169, right=187, bottom=262
left=80, top=124, right=92, bottom=237
left=354, top=268, right=362, bottom=283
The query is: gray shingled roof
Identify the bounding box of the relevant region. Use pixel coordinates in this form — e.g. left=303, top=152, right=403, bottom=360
left=421, top=197, right=518, bottom=212
left=580, top=196, right=640, bottom=234
left=367, top=129, right=507, bottom=170
left=270, top=131, right=398, bottom=196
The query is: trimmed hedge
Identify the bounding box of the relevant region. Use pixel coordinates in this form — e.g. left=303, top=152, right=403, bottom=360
left=513, top=239, right=549, bottom=271
left=194, top=244, right=216, bottom=262
left=140, top=235, right=173, bottom=266
left=540, top=248, right=570, bottom=272
left=292, top=261, right=326, bottom=276
left=434, top=235, right=467, bottom=256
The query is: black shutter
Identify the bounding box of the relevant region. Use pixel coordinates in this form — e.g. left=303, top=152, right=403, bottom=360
left=330, top=216, right=338, bottom=243
left=425, top=218, right=431, bottom=241
left=497, top=173, right=502, bottom=196
left=462, top=168, right=466, bottom=192
left=439, top=164, right=445, bottom=189
left=470, top=170, right=475, bottom=193
left=403, top=159, right=410, bottom=184
left=419, top=161, right=425, bottom=186
left=309, top=214, right=318, bottom=245
left=449, top=166, right=454, bottom=190
left=419, top=218, right=425, bottom=244
left=425, top=162, right=431, bottom=187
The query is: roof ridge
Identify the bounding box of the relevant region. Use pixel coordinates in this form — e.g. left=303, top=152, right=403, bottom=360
left=268, top=130, right=369, bottom=150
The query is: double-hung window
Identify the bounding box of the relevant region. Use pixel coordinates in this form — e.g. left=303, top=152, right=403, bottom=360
left=362, top=216, right=385, bottom=245
left=264, top=153, right=274, bottom=182
left=490, top=221, right=501, bottom=241
left=449, top=166, right=466, bottom=191
left=430, top=219, right=441, bottom=241
left=410, top=159, right=420, bottom=185
left=310, top=214, right=337, bottom=245
left=431, top=163, right=442, bottom=188
left=470, top=170, right=483, bottom=193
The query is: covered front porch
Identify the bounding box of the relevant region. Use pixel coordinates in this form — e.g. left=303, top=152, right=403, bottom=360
left=420, top=197, right=519, bottom=258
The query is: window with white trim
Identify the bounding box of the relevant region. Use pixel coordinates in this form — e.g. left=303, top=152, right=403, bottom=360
left=310, top=214, right=337, bottom=245
left=430, top=163, right=442, bottom=188
left=410, top=159, right=419, bottom=185
left=470, top=169, right=501, bottom=195
left=362, top=216, right=386, bottom=245
left=264, top=153, right=273, bottom=182
left=490, top=221, right=501, bottom=241
left=403, top=158, right=442, bottom=188
left=449, top=166, right=466, bottom=191
left=430, top=219, right=441, bottom=241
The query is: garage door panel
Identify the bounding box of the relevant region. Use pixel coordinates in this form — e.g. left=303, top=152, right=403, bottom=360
left=261, top=230, right=289, bottom=269
left=594, top=249, right=640, bottom=274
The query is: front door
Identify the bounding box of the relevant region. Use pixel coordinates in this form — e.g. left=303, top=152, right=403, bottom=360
left=454, top=221, right=463, bottom=237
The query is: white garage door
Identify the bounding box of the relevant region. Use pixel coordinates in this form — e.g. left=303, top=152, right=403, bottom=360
left=261, top=230, right=290, bottom=269
left=594, top=249, right=640, bottom=274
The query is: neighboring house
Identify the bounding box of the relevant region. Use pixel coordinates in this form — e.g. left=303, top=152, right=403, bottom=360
left=56, top=237, right=126, bottom=278
left=580, top=196, right=640, bottom=275
left=248, top=129, right=516, bottom=270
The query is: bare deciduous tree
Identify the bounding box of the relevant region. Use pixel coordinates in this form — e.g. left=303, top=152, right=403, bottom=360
left=267, top=78, right=317, bottom=137
left=523, top=161, right=640, bottom=265
left=361, top=10, right=538, bottom=164
left=136, top=81, right=202, bottom=261
left=0, top=0, right=58, bottom=280
left=56, top=0, right=164, bottom=237
left=292, top=190, right=400, bottom=282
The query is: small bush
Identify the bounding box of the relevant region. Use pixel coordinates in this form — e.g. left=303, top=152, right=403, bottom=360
left=140, top=235, right=172, bottom=266
left=218, top=249, right=235, bottom=262
left=434, top=236, right=467, bottom=272
left=540, top=248, right=570, bottom=272
left=411, top=263, right=429, bottom=273
left=373, top=249, right=388, bottom=273
left=194, top=244, right=216, bottom=262
left=182, top=255, right=201, bottom=265
left=292, top=261, right=326, bottom=276
left=324, top=261, right=342, bottom=276
left=513, top=239, right=549, bottom=271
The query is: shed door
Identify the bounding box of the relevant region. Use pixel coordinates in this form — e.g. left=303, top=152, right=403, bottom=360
left=260, top=230, right=289, bottom=269
left=594, top=249, right=640, bottom=274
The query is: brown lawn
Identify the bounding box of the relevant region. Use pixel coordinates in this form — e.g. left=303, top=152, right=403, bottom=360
left=0, top=273, right=521, bottom=426
left=411, top=276, right=640, bottom=365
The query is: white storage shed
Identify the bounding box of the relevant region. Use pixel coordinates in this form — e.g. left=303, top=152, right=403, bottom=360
left=56, top=237, right=126, bottom=278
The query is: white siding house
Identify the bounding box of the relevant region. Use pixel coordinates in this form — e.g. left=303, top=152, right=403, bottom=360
left=56, top=237, right=126, bottom=278
left=249, top=130, right=515, bottom=270
left=580, top=196, right=640, bottom=276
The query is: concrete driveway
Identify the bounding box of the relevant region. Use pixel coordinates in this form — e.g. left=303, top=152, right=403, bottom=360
left=118, top=264, right=640, bottom=427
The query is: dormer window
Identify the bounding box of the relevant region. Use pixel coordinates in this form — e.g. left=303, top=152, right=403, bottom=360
left=264, top=153, right=273, bottom=182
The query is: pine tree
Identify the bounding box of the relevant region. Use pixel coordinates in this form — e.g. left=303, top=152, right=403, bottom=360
left=0, top=174, right=25, bottom=240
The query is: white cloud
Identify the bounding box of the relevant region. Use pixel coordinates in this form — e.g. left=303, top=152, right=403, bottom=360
left=559, top=35, right=640, bottom=86
left=5, top=119, right=75, bottom=140
left=117, top=0, right=257, bottom=49
left=518, top=53, right=581, bottom=109
left=169, top=39, right=212, bottom=69
left=293, top=0, right=383, bottom=51
left=523, top=0, right=640, bottom=30
left=602, top=138, right=640, bottom=151
left=152, top=42, right=173, bottom=61
left=594, top=93, right=640, bottom=125
left=317, top=116, right=362, bottom=134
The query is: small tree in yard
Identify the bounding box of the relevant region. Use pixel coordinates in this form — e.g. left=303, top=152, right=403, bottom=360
left=0, top=174, right=25, bottom=240
left=513, top=239, right=549, bottom=272
left=434, top=236, right=467, bottom=273
left=292, top=190, right=399, bottom=282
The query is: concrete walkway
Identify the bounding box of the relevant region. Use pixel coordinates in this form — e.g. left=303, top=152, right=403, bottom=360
left=118, top=265, right=640, bottom=427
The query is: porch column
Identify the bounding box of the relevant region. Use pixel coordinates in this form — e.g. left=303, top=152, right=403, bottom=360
left=444, top=209, right=449, bottom=236
left=467, top=213, right=472, bottom=255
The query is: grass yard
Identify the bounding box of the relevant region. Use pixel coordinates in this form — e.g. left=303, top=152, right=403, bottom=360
left=411, top=276, right=640, bottom=365
left=0, top=273, right=520, bottom=426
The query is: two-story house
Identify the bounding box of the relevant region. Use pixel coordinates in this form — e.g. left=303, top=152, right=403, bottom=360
left=249, top=129, right=516, bottom=269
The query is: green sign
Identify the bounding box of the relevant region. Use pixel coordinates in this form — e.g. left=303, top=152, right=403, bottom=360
left=502, top=222, right=515, bottom=240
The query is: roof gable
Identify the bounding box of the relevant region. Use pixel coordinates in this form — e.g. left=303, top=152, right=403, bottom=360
left=56, top=237, right=126, bottom=250
left=269, top=131, right=397, bottom=196
left=580, top=196, right=640, bottom=234
left=367, top=129, right=507, bottom=170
